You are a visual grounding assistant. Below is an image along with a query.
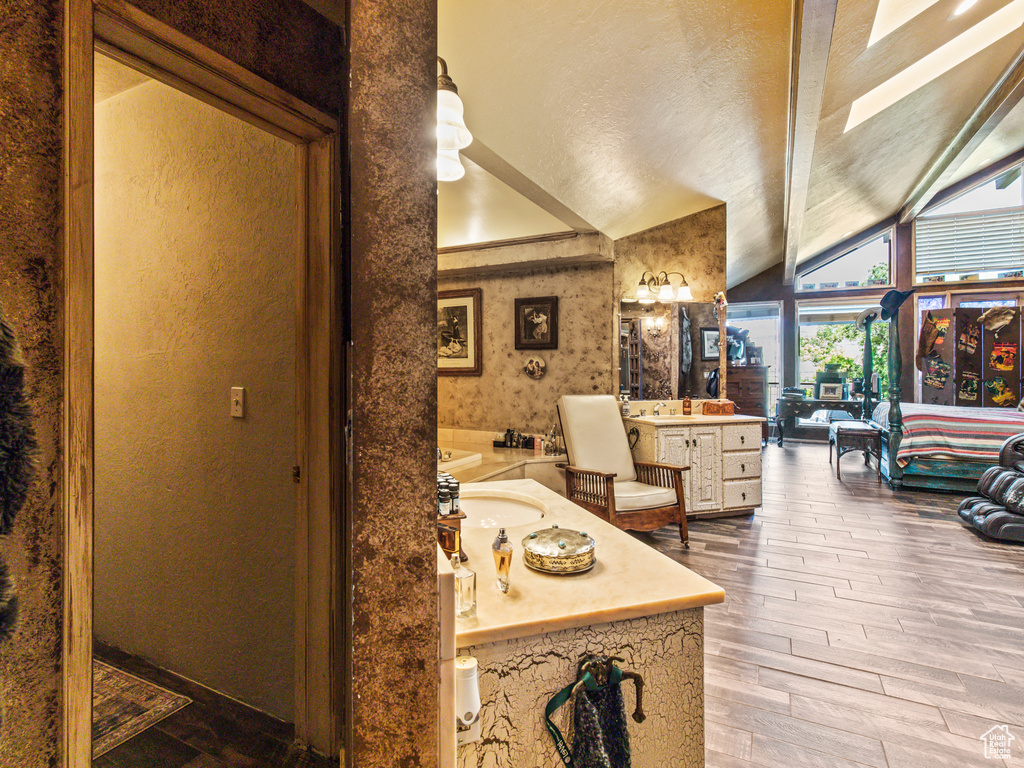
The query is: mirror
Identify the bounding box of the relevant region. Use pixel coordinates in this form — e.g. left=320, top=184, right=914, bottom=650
left=618, top=302, right=753, bottom=399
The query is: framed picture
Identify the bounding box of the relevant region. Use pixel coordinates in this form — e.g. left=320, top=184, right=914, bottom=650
left=746, top=345, right=763, bottom=366
left=438, top=288, right=482, bottom=376
left=819, top=382, right=844, bottom=401
left=700, top=328, right=720, bottom=360
left=514, top=296, right=558, bottom=350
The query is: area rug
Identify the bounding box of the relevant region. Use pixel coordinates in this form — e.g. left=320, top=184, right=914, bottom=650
left=92, top=660, right=192, bottom=757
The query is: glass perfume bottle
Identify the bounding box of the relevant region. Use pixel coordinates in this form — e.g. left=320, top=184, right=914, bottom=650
left=452, top=553, right=476, bottom=620
left=492, top=528, right=513, bottom=594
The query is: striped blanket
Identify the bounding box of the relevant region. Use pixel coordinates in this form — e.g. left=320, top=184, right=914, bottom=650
left=872, top=402, right=1024, bottom=465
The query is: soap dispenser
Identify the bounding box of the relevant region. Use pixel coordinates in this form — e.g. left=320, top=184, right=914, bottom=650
left=491, top=528, right=513, bottom=594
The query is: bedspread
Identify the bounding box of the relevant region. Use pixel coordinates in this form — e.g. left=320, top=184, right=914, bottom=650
left=872, top=402, right=1024, bottom=464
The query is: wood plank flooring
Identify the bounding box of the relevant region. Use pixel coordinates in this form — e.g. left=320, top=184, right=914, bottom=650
left=638, top=442, right=1024, bottom=768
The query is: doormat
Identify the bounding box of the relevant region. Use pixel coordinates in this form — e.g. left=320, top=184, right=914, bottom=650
left=93, top=660, right=192, bottom=757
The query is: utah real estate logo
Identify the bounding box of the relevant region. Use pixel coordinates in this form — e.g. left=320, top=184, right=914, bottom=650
left=981, top=725, right=1015, bottom=760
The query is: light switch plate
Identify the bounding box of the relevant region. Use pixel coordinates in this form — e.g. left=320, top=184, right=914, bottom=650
left=230, top=387, right=245, bottom=418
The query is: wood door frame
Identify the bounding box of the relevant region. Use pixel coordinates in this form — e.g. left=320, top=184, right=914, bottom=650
left=63, top=2, right=343, bottom=764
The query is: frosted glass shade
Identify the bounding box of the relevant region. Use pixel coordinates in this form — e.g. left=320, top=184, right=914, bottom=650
left=437, top=149, right=465, bottom=182
left=437, top=89, right=473, bottom=152
left=659, top=283, right=674, bottom=301
left=676, top=284, right=693, bottom=301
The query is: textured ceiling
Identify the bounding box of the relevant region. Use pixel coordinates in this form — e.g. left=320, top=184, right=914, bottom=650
left=95, top=52, right=150, bottom=104
left=801, top=0, right=1024, bottom=259
left=305, top=0, right=1024, bottom=285
left=438, top=0, right=791, bottom=285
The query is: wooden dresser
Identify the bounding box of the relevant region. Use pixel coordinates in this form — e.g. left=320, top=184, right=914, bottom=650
left=727, top=364, right=769, bottom=441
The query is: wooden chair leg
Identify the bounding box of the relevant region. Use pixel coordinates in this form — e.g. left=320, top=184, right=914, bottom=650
left=679, top=511, right=689, bottom=548
left=829, top=439, right=833, bottom=464
left=836, top=449, right=842, bottom=480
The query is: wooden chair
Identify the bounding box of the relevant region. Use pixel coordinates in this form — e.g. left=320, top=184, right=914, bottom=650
left=556, top=395, right=690, bottom=546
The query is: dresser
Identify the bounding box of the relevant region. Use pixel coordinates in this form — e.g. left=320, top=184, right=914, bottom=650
left=625, top=414, right=764, bottom=517
left=728, top=364, right=769, bottom=442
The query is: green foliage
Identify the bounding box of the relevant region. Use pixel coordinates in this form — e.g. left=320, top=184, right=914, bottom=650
left=799, top=321, right=889, bottom=394
left=868, top=261, right=889, bottom=283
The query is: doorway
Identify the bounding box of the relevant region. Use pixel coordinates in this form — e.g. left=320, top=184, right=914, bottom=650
left=64, top=6, right=342, bottom=766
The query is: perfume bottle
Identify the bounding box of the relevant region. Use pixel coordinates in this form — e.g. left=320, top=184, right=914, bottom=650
left=492, top=528, right=513, bottom=594
left=452, top=554, right=476, bottom=620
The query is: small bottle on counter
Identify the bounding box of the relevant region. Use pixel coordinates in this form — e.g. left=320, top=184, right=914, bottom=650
left=682, top=396, right=692, bottom=415
left=451, top=554, right=476, bottom=620
left=438, top=487, right=452, bottom=517
left=492, top=528, right=513, bottom=594
left=450, top=481, right=461, bottom=514
left=620, top=393, right=630, bottom=417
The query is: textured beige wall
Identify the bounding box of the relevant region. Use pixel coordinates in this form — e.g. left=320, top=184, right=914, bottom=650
left=94, top=79, right=298, bottom=720
left=439, top=264, right=616, bottom=435
left=614, top=204, right=728, bottom=303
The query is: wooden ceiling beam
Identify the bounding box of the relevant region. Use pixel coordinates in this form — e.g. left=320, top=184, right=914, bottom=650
left=900, top=41, right=1024, bottom=224
left=783, top=0, right=839, bottom=286
left=461, top=138, right=597, bottom=233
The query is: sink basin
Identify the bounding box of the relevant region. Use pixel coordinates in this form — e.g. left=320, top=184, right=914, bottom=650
left=460, top=489, right=547, bottom=529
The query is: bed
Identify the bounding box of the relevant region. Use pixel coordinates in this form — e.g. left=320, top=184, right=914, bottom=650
left=875, top=401, right=1024, bottom=492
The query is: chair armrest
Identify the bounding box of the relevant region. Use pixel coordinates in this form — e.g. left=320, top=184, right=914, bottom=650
left=634, top=461, right=689, bottom=489
left=557, top=463, right=617, bottom=480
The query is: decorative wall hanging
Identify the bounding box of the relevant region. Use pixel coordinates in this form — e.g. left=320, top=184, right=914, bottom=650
left=514, top=296, right=558, bottom=350
left=699, top=328, right=719, bottom=360
left=524, top=356, right=546, bottom=380
left=438, top=288, right=483, bottom=376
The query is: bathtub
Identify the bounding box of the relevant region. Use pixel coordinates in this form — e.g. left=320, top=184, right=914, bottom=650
left=438, top=447, right=482, bottom=472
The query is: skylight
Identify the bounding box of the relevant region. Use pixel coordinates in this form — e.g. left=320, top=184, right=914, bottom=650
left=868, top=0, right=943, bottom=47
left=847, top=0, right=1024, bottom=132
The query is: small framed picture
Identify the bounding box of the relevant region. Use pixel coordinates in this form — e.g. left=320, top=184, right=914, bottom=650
left=438, top=288, right=482, bottom=376
left=515, top=296, right=558, bottom=350
left=746, top=345, right=763, bottom=366
left=819, top=382, right=844, bottom=401
left=700, top=328, right=720, bottom=360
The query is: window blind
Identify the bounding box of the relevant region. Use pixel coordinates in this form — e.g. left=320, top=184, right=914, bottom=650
left=915, top=208, right=1024, bottom=276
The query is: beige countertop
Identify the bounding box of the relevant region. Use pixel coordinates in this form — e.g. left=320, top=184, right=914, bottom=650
left=454, top=479, right=724, bottom=648
left=445, top=442, right=565, bottom=484
left=624, top=413, right=765, bottom=427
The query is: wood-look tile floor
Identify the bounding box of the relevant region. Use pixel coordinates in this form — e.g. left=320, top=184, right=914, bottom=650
left=637, top=442, right=1024, bottom=768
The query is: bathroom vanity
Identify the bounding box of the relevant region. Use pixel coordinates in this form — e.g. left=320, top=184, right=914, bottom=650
left=452, top=479, right=723, bottom=768
left=625, top=414, right=764, bottom=517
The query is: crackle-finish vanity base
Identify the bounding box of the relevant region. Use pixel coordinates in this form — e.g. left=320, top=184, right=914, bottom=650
left=458, top=608, right=704, bottom=768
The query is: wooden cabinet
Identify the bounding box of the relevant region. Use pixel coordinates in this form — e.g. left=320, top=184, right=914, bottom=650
left=629, top=415, right=763, bottom=517
left=727, top=364, right=769, bottom=418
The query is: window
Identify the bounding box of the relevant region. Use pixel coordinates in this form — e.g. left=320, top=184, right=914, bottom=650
left=729, top=302, right=781, bottom=415
left=797, top=232, right=892, bottom=292
left=797, top=300, right=889, bottom=413
left=915, top=165, right=1024, bottom=284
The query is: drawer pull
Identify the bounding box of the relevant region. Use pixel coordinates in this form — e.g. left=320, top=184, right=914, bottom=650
left=686, top=439, right=690, bottom=447
left=740, top=435, right=745, bottom=444
left=742, top=492, right=747, bottom=501
left=741, top=464, right=746, bottom=472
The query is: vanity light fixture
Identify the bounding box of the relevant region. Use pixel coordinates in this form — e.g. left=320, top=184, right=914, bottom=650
left=637, top=271, right=693, bottom=303
left=437, top=56, right=473, bottom=182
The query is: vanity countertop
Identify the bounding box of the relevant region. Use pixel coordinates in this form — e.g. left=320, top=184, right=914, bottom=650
left=454, top=479, right=724, bottom=648
left=624, top=413, right=765, bottom=427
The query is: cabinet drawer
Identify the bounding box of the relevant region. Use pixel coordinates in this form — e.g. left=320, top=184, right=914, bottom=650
left=723, top=450, right=761, bottom=480
left=722, top=423, right=761, bottom=451
left=723, top=478, right=761, bottom=509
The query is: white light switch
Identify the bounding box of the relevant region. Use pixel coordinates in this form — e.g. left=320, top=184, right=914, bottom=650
left=230, top=387, right=245, bottom=418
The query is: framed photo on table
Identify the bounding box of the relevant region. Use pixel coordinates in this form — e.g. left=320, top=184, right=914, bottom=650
left=819, top=382, right=844, bottom=400
left=514, top=296, right=558, bottom=350
left=700, top=328, right=720, bottom=360
left=438, top=288, right=482, bottom=376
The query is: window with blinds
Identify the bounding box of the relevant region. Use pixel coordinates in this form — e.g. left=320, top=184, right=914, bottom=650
left=915, top=208, right=1024, bottom=279
left=915, top=165, right=1024, bottom=283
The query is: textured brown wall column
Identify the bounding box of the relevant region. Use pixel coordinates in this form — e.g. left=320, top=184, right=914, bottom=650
left=348, top=1, right=439, bottom=766
left=0, top=2, right=63, bottom=763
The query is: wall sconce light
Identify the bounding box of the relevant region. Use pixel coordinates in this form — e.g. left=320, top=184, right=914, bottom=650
left=636, top=271, right=692, bottom=303
left=437, top=56, right=473, bottom=182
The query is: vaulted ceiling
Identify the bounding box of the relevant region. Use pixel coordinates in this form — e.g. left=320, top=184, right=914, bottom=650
left=308, top=0, right=1024, bottom=286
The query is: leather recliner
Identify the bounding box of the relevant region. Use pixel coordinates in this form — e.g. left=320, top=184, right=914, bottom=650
left=957, top=434, right=1024, bottom=543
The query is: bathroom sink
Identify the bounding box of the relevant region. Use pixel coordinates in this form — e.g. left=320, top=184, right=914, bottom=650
left=460, top=489, right=546, bottom=529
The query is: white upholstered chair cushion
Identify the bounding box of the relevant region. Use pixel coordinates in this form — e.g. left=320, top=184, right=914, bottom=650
left=558, top=394, right=637, bottom=482
left=613, top=481, right=679, bottom=511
